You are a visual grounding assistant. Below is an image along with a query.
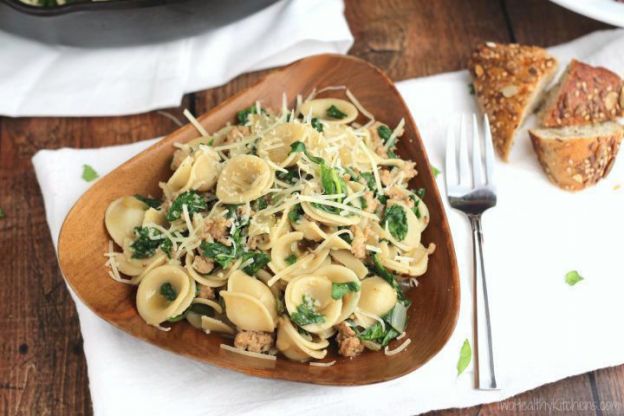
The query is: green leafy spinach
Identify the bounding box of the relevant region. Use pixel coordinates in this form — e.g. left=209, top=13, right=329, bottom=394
left=130, top=227, right=172, bottom=259
left=290, top=295, right=325, bottom=327
left=383, top=204, right=408, bottom=241
left=326, top=105, right=347, bottom=120
left=160, top=282, right=177, bottom=302
left=166, top=191, right=207, bottom=222
left=311, top=117, right=324, bottom=132
left=134, top=194, right=162, bottom=209
left=241, top=251, right=270, bottom=275
left=331, top=281, right=360, bottom=300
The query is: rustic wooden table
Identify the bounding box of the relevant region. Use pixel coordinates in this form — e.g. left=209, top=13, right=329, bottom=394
left=1, top=0, right=621, bottom=414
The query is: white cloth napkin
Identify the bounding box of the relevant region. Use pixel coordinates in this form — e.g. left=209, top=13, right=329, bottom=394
left=0, top=0, right=352, bottom=117
left=33, top=29, right=624, bottom=416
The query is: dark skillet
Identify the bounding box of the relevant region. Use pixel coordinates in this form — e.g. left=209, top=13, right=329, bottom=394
left=0, top=0, right=279, bottom=47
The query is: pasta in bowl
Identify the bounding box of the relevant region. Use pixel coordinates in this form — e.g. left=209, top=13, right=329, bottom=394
left=103, top=89, right=437, bottom=363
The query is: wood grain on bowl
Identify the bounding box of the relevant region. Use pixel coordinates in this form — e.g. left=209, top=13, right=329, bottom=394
left=57, top=54, right=460, bottom=385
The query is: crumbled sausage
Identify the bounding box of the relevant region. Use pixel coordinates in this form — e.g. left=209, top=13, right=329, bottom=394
left=193, top=256, right=214, bottom=275
left=234, top=330, right=274, bottom=353
left=385, top=186, right=414, bottom=208
left=380, top=169, right=393, bottom=186
left=350, top=225, right=370, bottom=259
left=368, top=124, right=388, bottom=158
left=224, top=126, right=250, bottom=145
left=201, top=217, right=232, bottom=245
left=400, top=161, right=418, bottom=181
left=197, top=284, right=215, bottom=300
left=363, top=191, right=379, bottom=213
left=336, top=322, right=364, bottom=358
left=247, top=234, right=264, bottom=250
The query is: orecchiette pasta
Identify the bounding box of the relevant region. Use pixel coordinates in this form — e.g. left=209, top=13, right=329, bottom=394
left=105, top=196, right=148, bottom=246
left=105, top=90, right=434, bottom=362
left=217, top=154, right=274, bottom=204
left=136, top=265, right=196, bottom=327
left=357, top=277, right=397, bottom=327
left=258, top=123, right=309, bottom=167
left=299, top=98, right=358, bottom=125
left=285, top=274, right=342, bottom=333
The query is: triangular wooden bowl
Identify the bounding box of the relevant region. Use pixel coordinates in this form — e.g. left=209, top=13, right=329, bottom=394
left=58, top=54, right=460, bottom=385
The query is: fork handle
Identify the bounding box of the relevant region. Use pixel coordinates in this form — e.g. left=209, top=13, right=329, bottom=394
left=469, top=214, right=499, bottom=390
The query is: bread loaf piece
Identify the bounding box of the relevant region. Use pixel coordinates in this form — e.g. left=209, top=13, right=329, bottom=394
left=529, top=122, right=623, bottom=191
left=469, top=42, right=558, bottom=161
left=539, top=60, right=624, bottom=128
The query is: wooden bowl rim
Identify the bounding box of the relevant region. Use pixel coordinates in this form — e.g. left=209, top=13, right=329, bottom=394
left=57, top=53, right=460, bottom=385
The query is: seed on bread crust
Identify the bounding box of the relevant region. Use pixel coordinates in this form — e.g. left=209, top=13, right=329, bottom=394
left=539, top=60, right=624, bottom=127
left=529, top=123, right=623, bottom=191
left=468, top=42, right=558, bottom=161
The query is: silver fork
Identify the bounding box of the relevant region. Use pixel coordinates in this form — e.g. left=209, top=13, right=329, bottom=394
left=445, top=114, right=499, bottom=390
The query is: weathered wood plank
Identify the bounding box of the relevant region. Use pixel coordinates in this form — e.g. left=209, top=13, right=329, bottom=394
left=503, top=0, right=610, bottom=46
left=344, top=0, right=512, bottom=80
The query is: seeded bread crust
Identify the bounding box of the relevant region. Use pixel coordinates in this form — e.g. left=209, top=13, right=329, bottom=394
left=539, top=60, right=624, bottom=128
left=468, top=42, right=558, bottom=161
left=529, top=123, right=623, bottom=191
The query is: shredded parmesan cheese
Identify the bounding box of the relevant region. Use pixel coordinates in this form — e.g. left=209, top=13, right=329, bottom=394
left=346, top=88, right=375, bottom=124
left=384, top=338, right=411, bottom=356
left=297, top=195, right=378, bottom=220
left=357, top=140, right=383, bottom=195
left=183, top=109, right=210, bottom=137
left=365, top=245, right=380, bottom=253
left=309, top=361, right=336, bottom=367
left=355, top=309, right=385, bottom=331
left=383, top=117, right=405, bottom=149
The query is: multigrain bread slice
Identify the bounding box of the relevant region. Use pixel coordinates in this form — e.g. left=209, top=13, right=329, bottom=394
left=539, top=59, right=624, bottom=128
left=468, top=42, right=558, bottom=161
left=529, top=122, right=623, bottom=191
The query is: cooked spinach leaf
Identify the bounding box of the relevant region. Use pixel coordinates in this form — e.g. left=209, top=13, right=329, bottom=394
left=289, top=141, right=325, bottom=165
left=383, top=204, right=408, bottom=241
left=288, top=204, right=304, bottom=223
left=311, top=117, right=324, bottom=132
left=200, top=241, right=236, bottom=269
left=356, top=302, right=407, bottom=347
left=326, top=105, right=347, bottom=120
left=237, top=105, right=266, bottom=125
left=241, top=251, right=270, bottom=275
left=357, top=321, right=400, bottom=347
left=190, top=303, right=214, bottom=316
left=160, top=282, right=177, bottom=302
left=377, top=124, right=392, bottom=143
left=276, top=167, right=301, bottom=184
left=331, top=281, right=360, bottom=300
left=134, top=194, right=161, bottom=209
left=166, top=191, right=207, bottom=222
left=319, top=163, right=346, bottom=197
left=290, top=295, right=325, bottom=327
left=130, top=227, right=172, bottom=259
left=361, top=172, right=377, bottom=193
left=371, top=254, right=409, bottom=305
left=252, top=196, right=269, bottom=211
